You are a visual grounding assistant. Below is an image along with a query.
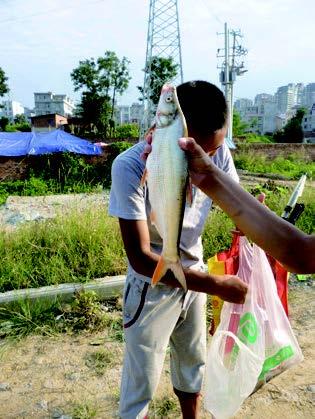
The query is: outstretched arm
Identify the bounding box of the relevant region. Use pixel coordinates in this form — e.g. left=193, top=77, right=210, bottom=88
left=177, top=137, right=315, bottom=274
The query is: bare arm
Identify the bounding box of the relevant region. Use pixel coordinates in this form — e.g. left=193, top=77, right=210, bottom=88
left=119, top=218, right=248, bottom=303
left=178, top=137, right=315, bottom=274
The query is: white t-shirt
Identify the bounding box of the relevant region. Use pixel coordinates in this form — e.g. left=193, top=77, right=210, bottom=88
left=109, top=140, right=239, bottom=283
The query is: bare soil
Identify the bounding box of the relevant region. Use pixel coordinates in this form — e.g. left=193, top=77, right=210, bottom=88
left=0, top=280, right=313, bottom=419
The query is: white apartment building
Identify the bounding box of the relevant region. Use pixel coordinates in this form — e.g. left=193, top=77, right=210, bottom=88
left=303, top=103, right=315, bottom=134
left=234, top=98, right=253, bottom=112
left=130, top=102, right=144, bottom=124
left=261, top=102, right=278, bottom=133
left=275, top=84, right=297, bottom=113
left=238, top=105, right=264, bottom=134
left=0, top=100, right=25, bottom=122
left=304, top=83, right=315, bottom=108
left=115, top=103, right=144, bottom=126
left=34, top=92, right=75, bottom=117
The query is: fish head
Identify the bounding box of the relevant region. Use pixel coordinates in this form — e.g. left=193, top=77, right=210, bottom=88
left=155, top=84, right=180, bottom=127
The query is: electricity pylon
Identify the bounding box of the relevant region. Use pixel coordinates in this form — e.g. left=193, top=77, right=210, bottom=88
left=217, top=23, right=248, bottom=145
left=140, top=0, right=184, bottom=135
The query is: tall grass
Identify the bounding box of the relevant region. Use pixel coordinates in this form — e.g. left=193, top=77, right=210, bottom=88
left=0, top=186, right=313, bottom=293
left=0, top=204, right=126, bottom=292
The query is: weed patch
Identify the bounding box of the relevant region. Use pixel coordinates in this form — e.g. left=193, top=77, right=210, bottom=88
left=0, top=291, right=123, bottom=339
left=85, top=348, right=117, bottom=376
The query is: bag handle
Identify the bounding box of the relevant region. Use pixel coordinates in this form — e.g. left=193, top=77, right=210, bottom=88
left=210, top=330, right=263, bottom=368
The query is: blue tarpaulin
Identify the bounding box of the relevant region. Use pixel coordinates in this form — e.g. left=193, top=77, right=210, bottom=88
left=0, top=130, right=102, bottom=156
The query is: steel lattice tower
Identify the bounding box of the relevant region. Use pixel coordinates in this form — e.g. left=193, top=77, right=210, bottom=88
left=140, top=0, right=184, bottom=134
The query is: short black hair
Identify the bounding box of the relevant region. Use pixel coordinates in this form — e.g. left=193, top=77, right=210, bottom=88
left=177, top=80, right=227, bottom=136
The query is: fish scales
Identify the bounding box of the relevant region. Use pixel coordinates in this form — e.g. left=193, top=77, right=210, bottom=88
left=145, top=84, right=188, bottom=290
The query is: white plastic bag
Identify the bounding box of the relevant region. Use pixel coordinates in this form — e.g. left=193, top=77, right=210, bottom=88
left=204, top=237, right=303, bottom=419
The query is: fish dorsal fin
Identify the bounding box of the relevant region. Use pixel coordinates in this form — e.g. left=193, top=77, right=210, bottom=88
left=186, top=177, right=193, bottom=206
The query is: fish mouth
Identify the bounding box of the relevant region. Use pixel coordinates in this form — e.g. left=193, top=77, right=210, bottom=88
left=161, top=84, right=175, bottom=94
left=157, top=109, right=178, bottom=118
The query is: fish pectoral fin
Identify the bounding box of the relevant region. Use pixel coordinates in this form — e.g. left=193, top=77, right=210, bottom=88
left=152, top=257, right=187, bottom=291
left=186, top=177, right=193, bottom=206
left=140, top=167, right=148, bottom=187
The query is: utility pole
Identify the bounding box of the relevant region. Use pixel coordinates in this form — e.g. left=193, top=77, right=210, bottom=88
left=140, top=0, right=184, bottom=136
left=217, top=23, right=247, bottom=145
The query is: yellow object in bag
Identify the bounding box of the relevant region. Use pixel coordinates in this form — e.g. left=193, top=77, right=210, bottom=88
left=208, top=255, right=225, bottom=336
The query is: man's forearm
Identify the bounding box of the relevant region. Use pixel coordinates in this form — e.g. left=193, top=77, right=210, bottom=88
left=129, top=247, right=217, bottom=294
left=128, top=248, right=248, bottom=303
left=198, top=164, right=314, bottom=273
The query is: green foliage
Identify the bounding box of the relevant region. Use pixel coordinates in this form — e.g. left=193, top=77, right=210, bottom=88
left=150, top=396, right=179, bottom=417
left=233, top=110, right=248, bottom=137
left=0, top=291, right=123, bottom=339
left=273, top=108, right=307, bottom=143
left=13, top=122, right=31, bottom=132
left=233, top=152, right=314, bottom=180
left=72, top=401, right=98, bottom=419
left=138, top=56, right=179, bottom=105
left=242, top=133, right=274, bottom=143
left=0, top=178, right=51, bottom=205
left=3, top=123, right=17, bottom=132
left=202, top=209, right=235, bottom=260
left=0, top=116, right=9, bottom=131
left=62, top=291, right=109, bottom=332
left=14, top=114, right=28, bottom=124
left=114, top=123, right=139, bottom=139
left=71, top=51, right=131, bottom=138
left=0, top=206, right=126, bottom=292
left=0, top=142, right=133, bottom=204
left=0, top=67, right=9, bottom=97
left=0, top=113, right=31, bottom=132
left=85, top=348, right=117, bottom=375
left=0, top=299, right=62, bottom=338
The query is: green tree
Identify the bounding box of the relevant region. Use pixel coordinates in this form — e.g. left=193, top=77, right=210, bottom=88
left=273, top=108, right=307, bottom=143
left=138, top=56, right=179, bottom=105
left=14, top=114, right=28, bottom=124
left=0, top=67, right=9, bottom=98
left=71, top=51, right=130, bottom=138
left=0, top=116, right=9, bottom=131
left=114, top=123, right=139, bottom=139
left=232, top=110, right=248, bottom=137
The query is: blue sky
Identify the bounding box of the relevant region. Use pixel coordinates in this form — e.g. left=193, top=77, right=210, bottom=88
left=0, top=0, right=314, bottom=108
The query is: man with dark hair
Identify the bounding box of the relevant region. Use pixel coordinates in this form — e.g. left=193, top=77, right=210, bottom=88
left=109, top=80, right=247, bottom=419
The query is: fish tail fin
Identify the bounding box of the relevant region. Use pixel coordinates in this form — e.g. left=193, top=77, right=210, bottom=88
left=152, top=256, right=187, bottom=291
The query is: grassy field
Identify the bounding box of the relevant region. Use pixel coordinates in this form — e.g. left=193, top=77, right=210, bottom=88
left=0, top=183, right=313, bottom=294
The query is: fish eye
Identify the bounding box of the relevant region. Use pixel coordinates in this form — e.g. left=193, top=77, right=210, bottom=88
left=165, top=95, right=173, bottom=102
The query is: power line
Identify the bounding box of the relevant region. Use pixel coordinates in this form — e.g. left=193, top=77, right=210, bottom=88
left=0, top=0, right=104, bottom=25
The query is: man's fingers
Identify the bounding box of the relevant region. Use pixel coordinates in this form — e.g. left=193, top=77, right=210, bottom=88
left=257, top=193, right=266, bottom=204
left=178, top=137, right=199, bottom=152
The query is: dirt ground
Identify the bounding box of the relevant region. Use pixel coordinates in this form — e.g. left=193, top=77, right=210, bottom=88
left=0, top=279, right=313, bottom=419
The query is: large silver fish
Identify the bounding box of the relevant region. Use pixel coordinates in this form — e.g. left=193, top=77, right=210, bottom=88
left=142, top=84, right=189, bottom=290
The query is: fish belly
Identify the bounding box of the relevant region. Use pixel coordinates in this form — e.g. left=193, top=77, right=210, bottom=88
left=147, top=118, right=187, bottom=261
